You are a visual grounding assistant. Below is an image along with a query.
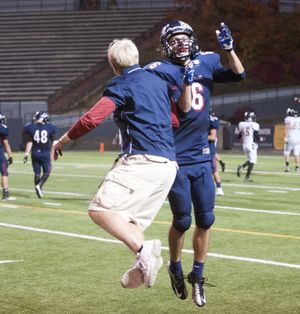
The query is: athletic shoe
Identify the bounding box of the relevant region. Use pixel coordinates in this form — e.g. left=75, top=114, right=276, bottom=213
left=237, top=165, right=242, bottom=177
left=187, top=272, right=206, bottom=307
left=296, top=167, right=300, bottom=173
left=244, top=177, right=253, bottom=182
left=2, top=190, right=9, bottom=200
left=219, top=160, right=226, bottom=172
left=121, top=239, right=163, bottom=288
left=167, top=261, right=188, bottom=300
left=35, top=184, right=43, bottom=198
left=216, top=187, right=224, bottom=196
left=284, top=166, right=289, bottom=172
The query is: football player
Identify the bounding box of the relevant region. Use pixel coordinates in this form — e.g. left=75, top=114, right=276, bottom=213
left=283, top=108, right=300, bottom=173
left=0, top=114, right=13, bottom=200
left=208, top=110, right=224, bottom=196
left=145, top=21, right=245, bottom=307
left=23, top=111, right=57, bottom=198
left=51, top=38, right=192, bottom=290
left=237, top=112, right=260, bottom=181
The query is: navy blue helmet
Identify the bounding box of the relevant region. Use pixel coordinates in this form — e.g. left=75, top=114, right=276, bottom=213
left=160, top=20, right=199, bottom=61
left=34, top=111, right=49, bottom=124
left=0, top=113, right=7, bottom=125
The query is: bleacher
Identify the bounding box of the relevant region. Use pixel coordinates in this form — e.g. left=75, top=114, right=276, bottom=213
left=0, top=9, right=170, bottom=111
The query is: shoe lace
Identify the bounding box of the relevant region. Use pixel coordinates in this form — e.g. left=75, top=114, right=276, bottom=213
left=201, top=277, right=216, bottom=288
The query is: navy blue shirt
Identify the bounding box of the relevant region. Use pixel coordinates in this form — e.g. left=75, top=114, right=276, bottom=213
left=103, top=65, right=176, bottom=161
left=145, top=51, right=245, bottom=165
left=24, top=122, right=57, bottom=152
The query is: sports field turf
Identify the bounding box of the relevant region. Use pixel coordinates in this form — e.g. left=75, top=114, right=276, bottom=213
left=1, top=151, right=299, bottom=314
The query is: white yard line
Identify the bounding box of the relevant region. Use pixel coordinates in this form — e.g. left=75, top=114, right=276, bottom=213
left=0, top=223, right=299, bottom=270
left=216, top=205, right=300, bottom=216
left=0, top=260, right=24, bottom=264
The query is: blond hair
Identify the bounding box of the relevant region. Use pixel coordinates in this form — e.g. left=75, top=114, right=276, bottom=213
left=107, top=38, right=139, bottom=74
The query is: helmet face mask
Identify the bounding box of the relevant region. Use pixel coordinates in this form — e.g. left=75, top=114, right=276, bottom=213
left=160, top=20, right=199, bottom=62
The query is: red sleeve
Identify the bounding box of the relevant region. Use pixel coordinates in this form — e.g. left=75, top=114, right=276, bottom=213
left=170, top=97, right=180, bottom=128
left=67, top=96, right=116, bottom=140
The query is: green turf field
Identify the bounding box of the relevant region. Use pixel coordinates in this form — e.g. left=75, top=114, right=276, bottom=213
left=1, top=151, right=299, bottom=314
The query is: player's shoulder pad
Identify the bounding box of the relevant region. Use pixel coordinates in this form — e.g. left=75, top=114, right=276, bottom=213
left=196, top=51, right=221, bottom=65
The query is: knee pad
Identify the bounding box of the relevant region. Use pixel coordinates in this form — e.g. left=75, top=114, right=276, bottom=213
left=195, top=211, right=215, bottom=230
left=173, top=215, right=192, bottom=233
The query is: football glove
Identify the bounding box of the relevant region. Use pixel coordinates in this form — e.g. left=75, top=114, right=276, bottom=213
left=23, top=155, right=28, bottom=163
left=183, top=67, right=195, bottom=85
left=7, top=157, right=13, bottom=165
left=183, top=59, right=200, bottom=85
left=215, top=22, right=233, bottom=51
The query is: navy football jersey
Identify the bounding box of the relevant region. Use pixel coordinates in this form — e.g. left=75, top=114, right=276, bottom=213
left=103, top=65, right=176, bottom=161
left=208, top=115, right=220, bottom=155
left=24, top=122, right=57, bottom=152
left=0, top=123, right=8, bottom=161
left=145, top=51, right=244, bottom=165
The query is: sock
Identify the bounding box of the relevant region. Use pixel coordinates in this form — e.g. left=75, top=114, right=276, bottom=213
left=246, top=162, right=254, bottom=178
left=170, top=260, right=183, bottom=277
left=192, top=260, right=204, bottom=280
left=285, top=162, right=289, bottom=166
left=216, top=182, right=221, bottom=188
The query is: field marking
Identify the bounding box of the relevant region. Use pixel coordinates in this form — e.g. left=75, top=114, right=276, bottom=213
left=234, top=192, right=254, bottom=195
left=223, top=183, right=300, bottom=191
left=0, top=222, right=299, bottom=270
left=0, top=260, right=24, bottom=264
left=215, top=205, right=300, bottom=216
left=10, top=170, right=102, bottom=179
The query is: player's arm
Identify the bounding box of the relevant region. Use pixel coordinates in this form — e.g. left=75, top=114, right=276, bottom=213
left=215, top=22, right=245, bottom=81
left=208, top=128, right=217, bottom=141
left=23, top=141, right=33, bottom=163
left=177, top=63, right=195, bottom=113
left=3, top=139, right=13, bottom=164
left=52, top=97, right=116, bottom=160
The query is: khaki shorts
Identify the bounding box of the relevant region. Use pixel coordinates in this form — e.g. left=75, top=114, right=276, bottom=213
left=88, top=154, right=177, bottom=231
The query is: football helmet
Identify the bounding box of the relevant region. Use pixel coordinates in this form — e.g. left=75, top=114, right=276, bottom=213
left=0, top=113, right=7, bottom=125
left=34, top=111, right=49, bottom=124
left=244, top=111, right=256, bottom=122
left=160, top=20, right=199, bottom=62
left=286, top=108, right=296, bottom=117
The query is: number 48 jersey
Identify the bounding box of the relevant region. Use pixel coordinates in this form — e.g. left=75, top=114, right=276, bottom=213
left=24, top=122, right=57, bottom=152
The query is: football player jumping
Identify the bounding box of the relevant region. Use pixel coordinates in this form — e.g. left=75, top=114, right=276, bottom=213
left=52, top=38, right=193, bottom=290
left=145, top=21, right=245, bottom=307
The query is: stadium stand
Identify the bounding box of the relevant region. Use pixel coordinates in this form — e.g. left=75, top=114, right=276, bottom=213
left=0, top=9, right=171, bottom=112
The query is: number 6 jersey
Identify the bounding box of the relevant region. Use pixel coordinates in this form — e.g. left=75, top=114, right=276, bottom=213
left=145, top=51, right=245, bottom=165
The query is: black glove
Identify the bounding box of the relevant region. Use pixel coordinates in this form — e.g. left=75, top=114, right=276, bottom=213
left=7, top=157, right=13, bottom=165
left=23, top=155, right=28, bottom=163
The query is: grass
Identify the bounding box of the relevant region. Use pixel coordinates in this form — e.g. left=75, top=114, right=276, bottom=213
left=0, top=151, right=299, bottom=314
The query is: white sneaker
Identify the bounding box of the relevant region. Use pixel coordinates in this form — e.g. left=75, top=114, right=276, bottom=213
left=35, top=185, right=43, bottom=199
left=121, top=239, right=163, bottom=288
left=216, top=187, right=224, bottom=196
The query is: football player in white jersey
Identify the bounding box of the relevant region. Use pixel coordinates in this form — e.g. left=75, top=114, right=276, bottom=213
left=237, top=112, right=260, bottom=182
left=283, top=108, right=300, bottom=173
